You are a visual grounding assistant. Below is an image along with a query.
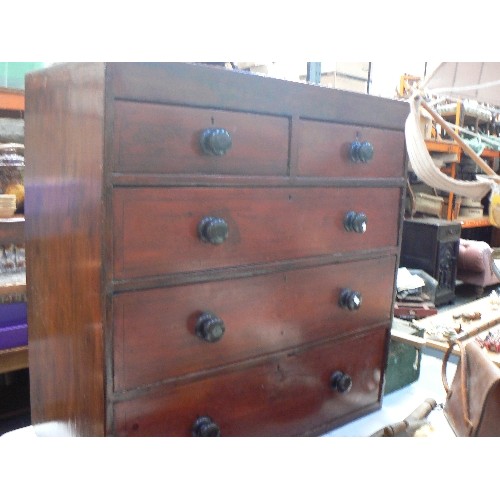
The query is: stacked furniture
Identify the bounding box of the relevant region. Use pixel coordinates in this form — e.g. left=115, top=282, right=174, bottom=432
left=0, top=88, right=27, bottom=378
left=25, top=63, right=408, bottom=436
left=0, top=216, right=27, bottom=374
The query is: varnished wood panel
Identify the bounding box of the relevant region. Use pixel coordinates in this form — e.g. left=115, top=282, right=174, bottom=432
left=24, top=63, right=406, bottom=437
left=297, top=121, right=405, bottom=178
left=113, top=328, right=387, bottom=436
left=113, top=256, right=396, bottom=391
left=109, top=63, right=409, bottom=131
left=113, top=101, right=289, bottom=175
left=113, top=186, right=402, bottom=280
left=24, top=63, right=106, bottom=436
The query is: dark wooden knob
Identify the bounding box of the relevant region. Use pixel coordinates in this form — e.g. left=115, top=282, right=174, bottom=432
left=198, top=216, right=229, bottom=245
left=330, top=371, right=353, bottom=393
left=339, top=288, right=362, bottom=311
left=192, top=416, right=221, bottom=437
left=350, top=140, right=374, bottom=163
left=200, top=128, right=232, bottom=156
left=343, top=211, right=367, bottom=233
left=196, top=312, right=225, bottom=342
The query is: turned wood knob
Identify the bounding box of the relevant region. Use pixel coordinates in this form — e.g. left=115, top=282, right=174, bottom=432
left=339, top=288, right=362, bottom=311
left=195, top=312, right=225, bottom=342
left=200, top=128, right=232, bottom=156
left=192, top=416, right=221, bottom=437
left=343, top=211, right=367, bottom=233
left=349, top=140, right=374, bottom=163
left=198, top=216, right=229, bottom=245
left=330, top=371, right=353, bottom=393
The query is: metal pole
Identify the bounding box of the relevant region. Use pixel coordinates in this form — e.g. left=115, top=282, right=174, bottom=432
left=306, top=63, right=321, bottom=84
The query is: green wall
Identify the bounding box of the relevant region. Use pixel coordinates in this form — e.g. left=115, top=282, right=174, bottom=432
left=0, top=63, right=45, bottom=89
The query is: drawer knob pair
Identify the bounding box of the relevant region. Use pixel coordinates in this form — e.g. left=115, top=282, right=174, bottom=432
left=350, top=140, right=374, bottom=163
left=192, top=416, right=221, bottom=437
left=344, top=211, right=367, bottom=234
left=198, top=216, right=229, bottom=245
left=339, top=288, right=362, bottom=311
left=200, top=128, right=232, bottom=156
left=330, top=371, right=353, bottom=393
left=196, top=312, right=225, bottom=342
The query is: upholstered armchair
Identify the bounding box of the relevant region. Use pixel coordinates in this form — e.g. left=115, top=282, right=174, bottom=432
left=456, top=238, right=500, bottom=294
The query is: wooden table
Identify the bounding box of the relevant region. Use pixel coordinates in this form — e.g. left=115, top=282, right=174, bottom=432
left=412, top=296, right=500, bottom=366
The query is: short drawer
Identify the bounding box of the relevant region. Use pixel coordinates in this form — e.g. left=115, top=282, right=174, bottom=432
left=113, top=256, right=396, bottom=391
left=112, top=186, right=402, bottom=279
left=297, top=120, right=405, bottom=178
left=113, top=101, right=289, bottom=176
left=113, top=327, right=387, bottom=436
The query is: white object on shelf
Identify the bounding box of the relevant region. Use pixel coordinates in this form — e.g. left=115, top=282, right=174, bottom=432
left=397, top=267, right=426, bottom=293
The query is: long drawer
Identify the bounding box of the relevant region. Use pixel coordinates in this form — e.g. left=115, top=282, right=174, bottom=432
left=112, top=101, right=290, bottom=176
left=113, top=256, right=396, bottom=391
left=112, top=186, right=402, bottom=279
left=113, top=327, right=387, bottom=436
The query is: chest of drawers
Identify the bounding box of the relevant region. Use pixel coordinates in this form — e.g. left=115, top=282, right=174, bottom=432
left=24, top=63, right=408, bottom=436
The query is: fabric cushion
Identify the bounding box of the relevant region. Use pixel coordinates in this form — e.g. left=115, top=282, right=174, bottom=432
left=457, top=239, right=491, bottom=273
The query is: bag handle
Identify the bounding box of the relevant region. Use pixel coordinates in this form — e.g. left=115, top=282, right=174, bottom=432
left=441, top=340, right=474, bottom=432
left=441, top=341, right=456, bottom=394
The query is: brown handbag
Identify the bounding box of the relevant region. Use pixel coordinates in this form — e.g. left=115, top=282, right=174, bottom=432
left=441, top=339, right=500, bottom=436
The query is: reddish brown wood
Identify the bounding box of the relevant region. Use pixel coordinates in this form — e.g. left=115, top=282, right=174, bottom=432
left=113, top=186, right=402, bottom=279
left=24, top=62, right=407, bottom=436
left=113, top=328, right=387, bottom=436
left=109, top=63, right=409, bottom=130
left=24, top=63, right=106, bottom=436
left=113, top=256, right=396, bottom=391
left=113, top=101, right=289, bottom=176
left=297, top=121, right=405, bottom=178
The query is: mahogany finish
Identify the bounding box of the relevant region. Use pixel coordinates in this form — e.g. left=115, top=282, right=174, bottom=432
left=114, top=101, right=289, bottom=175
left=297, top=121, right=405, bottom=178
left=114, top=328, right=387, bottom=437
left=25, top=63, right=106, bottom=436
left=113, top=186, right=401, bottom=279
left=113, top=256, right=396, bottom=391
left=24, top=63, right=408, bottom=436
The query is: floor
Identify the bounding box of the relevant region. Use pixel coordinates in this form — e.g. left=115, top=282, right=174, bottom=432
left=1, top=283, right=495, bottom=438
left=0, top=368, right=30, bottom=436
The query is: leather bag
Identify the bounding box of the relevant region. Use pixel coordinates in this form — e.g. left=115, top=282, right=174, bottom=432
left=441, top=340, right=500, bottom=436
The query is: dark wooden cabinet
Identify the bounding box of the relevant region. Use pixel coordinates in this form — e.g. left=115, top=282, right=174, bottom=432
left=400, top=218, right=461, bottom=305
left=24, top=63, right=408, bottom=436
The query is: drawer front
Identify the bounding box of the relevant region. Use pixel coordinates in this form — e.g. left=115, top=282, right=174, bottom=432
left=113, top=328, right=387, bottom=436
left=113, top=101, right=290, bottom=176
left=297, top=120, right=405, bottom=178
left=113, top=187, right=402, bottom=279
left=113, top=256, right=396, bottom=391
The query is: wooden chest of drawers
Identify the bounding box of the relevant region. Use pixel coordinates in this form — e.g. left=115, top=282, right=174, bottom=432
left=24, top=63, right=408, bottom=436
